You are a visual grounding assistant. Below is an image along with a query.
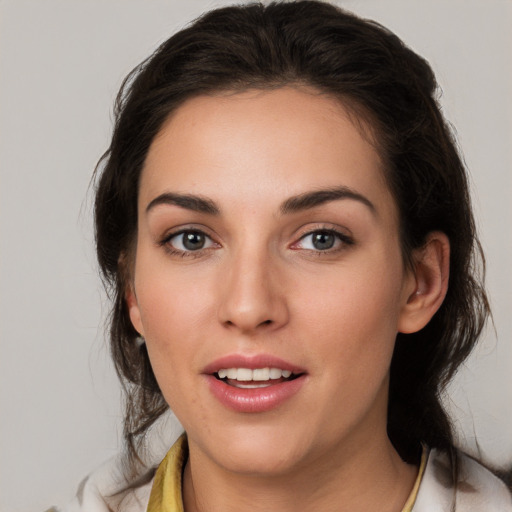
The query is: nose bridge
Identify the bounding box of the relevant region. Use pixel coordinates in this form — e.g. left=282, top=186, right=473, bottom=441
left=218, top=238, right=288, bottom=333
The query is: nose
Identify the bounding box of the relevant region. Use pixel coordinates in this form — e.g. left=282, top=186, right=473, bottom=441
left=217, top=249, right=289, bottom=334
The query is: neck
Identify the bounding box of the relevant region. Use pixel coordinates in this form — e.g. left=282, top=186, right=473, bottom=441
left=183, top=430, right=417, bottom=512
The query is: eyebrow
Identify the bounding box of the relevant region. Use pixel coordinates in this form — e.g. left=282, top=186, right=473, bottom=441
left=146, top=192, right=220, bottom=215
left=145, top=186, right=375, bottom=217
left=280, top=186, right=376, bottom=215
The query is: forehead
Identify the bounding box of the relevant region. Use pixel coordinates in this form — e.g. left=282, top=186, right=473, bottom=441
left=140, top=87, right=394, bottom=218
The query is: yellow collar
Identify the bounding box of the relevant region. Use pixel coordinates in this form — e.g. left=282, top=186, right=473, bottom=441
left=401, top=446, right=428, bottom=512
left=147, top=434, right=187, bottom=512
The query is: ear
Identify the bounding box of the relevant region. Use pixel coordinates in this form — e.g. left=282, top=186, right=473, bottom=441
left=126, top=282, right=145, bottom=337
left=398, top=231, right=450, bottom=334
left=120, top=249, right=144, bottom=337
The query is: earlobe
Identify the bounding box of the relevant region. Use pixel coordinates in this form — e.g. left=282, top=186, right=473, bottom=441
left=119, top=251, right=145, bottom=337
left=126, top=283, right=145, bottom=337
left=398, top=232, right=450, bottom=334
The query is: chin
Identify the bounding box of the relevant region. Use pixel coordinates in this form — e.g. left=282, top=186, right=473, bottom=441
left=221, top=446, right=303, bottom=476
left=199, top=425, right=312, bottom=476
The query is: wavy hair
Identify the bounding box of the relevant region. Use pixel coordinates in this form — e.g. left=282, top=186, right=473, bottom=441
left=94, top=1, right=489, bottom=470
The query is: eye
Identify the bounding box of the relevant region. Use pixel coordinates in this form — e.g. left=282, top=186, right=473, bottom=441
left=294, top=229, right=353, bottom=252
left=167, top=230, right=215, bottom=252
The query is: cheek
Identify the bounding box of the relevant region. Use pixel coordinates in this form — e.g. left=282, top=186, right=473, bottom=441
left=132, top=274, right=178, bottom=354
left=136, top=281, right=204, bottom=416
left=134, top=248, right=213, bottom=336
left=297, top=256, right=405, bottom=375
left=136, top=281, right=204, bottom=359
left=131, top=253, right=218, bottom=394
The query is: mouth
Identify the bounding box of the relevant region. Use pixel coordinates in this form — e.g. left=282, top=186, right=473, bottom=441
left=214, top=367, right=302, bottom=389
left=204, top=355, right=307, bottom=413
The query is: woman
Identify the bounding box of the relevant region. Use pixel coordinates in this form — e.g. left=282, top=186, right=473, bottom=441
left=56, top=1, right=511, bottom=511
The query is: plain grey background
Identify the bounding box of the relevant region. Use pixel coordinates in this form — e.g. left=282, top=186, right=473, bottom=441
left=1, top=1, right=511, bottom=510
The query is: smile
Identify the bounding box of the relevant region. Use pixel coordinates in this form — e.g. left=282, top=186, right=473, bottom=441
left=215, top=368, right=298, bottom=389
left=204, top=356, right=307, bottom=413
left=216, top=367, right=295, bottom=388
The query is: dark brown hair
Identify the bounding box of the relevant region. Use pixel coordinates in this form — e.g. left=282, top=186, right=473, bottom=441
left=94, top=1, right=489, bottom=469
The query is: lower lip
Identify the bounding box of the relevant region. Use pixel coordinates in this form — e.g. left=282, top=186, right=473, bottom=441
left=205, top=375, right=306, bottom=413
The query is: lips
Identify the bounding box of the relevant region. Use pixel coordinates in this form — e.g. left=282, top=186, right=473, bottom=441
left=203, top=354, right=307, bottom=413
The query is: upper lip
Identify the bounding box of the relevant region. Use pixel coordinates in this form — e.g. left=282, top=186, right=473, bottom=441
left=202, top=354, right=306, bottom=375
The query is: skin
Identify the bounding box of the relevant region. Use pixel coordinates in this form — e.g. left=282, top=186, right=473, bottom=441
left=127, top=87, right=449, bottom=512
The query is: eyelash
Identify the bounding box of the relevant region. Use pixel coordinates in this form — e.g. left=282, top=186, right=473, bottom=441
left=159, top=229, right=218, bottom=258
left=292, top=228, right=354, bottom=254
left=159, top=226, right=354, bottom=258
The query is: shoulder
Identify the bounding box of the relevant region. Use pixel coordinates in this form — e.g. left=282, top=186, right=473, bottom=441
left=413, top=448, right=512, bottom=511
left=47, top=430, right=185, bottom=512
left=50, top=455, right=156, bottom=512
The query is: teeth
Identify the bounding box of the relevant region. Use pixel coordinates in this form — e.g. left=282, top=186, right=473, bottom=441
left=237, top=368, right=253, bottom=381
left=269, top=368, right=282, bottom=379
left=216, top=367, right=295, bottom=382
left=253, top=368, right=269, bottom=380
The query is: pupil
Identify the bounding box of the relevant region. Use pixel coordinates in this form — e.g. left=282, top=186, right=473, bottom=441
left=313, top=232, right=335, bottom=250
left=183, top=232, right=205, bottom=250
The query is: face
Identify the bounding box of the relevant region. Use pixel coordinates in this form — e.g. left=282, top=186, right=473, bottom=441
left=127, top=87, right=418, bottom=476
